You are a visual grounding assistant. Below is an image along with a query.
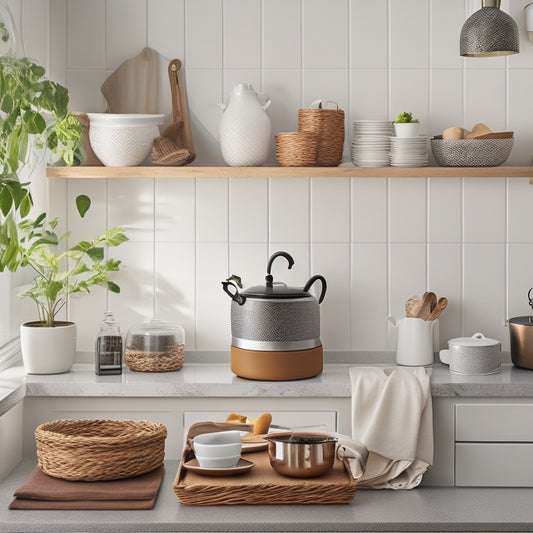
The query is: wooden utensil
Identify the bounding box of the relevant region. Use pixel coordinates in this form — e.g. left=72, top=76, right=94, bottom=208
left=405, top=295, right=420, bottom=318
left=427, top=297, right=448, bottom=321
left=152, top=59, right=195, bottom=166
left=414, top=291, right=437, bottom=320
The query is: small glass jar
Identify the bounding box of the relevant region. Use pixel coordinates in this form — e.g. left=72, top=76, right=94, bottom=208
left=95, top=311, right=123, bottom=375
left=125, top=319, right=185, bottom=372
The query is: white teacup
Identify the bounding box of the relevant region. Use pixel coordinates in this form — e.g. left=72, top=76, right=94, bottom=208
left=193, top=430, right=242, bottom=468
left=439, top=333, right=501, bottom=375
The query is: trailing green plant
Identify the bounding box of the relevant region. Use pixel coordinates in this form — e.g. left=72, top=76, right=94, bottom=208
left=0, top=54, right=83, bottom=217
left=394, top=111, right=419, bottom=124
left=0, top=196, right=128, bottom=327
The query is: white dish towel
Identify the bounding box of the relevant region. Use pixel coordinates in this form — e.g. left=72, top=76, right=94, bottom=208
left=347, top=366, right=433, bottom=489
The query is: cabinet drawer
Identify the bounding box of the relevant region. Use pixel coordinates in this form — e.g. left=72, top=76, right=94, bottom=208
left=456, top=404, right=533, bottom=442
left=183, top=411, right=337, bottom=433
left=456, top=443, right=533, bottom=487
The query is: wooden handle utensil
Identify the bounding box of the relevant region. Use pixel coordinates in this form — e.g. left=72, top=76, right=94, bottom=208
left=427, top=296, right=448, bottom=321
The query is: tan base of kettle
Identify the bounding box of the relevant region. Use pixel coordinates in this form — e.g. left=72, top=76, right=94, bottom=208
left=231, top=345, right=323, bottom=381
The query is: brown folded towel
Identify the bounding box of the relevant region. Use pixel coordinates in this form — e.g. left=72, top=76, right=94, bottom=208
left=9, top=465, right=164, bottom=510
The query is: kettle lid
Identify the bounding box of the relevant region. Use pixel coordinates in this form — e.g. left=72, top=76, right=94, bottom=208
left=242, top=283, right=310, bottom=299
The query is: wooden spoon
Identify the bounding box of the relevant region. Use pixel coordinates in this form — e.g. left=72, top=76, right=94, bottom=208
left=427, top=297, right=448, bottom=321
left=405, top=295, right=420, bottom=318
left=415, top=291, right=437, bottom=320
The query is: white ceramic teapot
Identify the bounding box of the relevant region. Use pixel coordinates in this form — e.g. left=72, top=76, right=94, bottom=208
left=219, top=83, right=271, bottom=166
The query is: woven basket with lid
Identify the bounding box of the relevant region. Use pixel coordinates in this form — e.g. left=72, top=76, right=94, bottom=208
left=35, top=419, right=167, bottom=481
left=298, top=100, right=345, bottom=166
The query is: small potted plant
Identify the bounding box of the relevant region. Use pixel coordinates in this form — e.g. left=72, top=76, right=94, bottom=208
left=0, top=198, right=128, bottom=374
left=393, top=112, right=420, bottom=138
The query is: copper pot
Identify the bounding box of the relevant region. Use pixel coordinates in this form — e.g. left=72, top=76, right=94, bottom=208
left=509, top=289, right=533, bottom=370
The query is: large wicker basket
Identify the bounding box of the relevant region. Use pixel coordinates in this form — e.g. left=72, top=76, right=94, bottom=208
left=35, top=419, right=167, bottom=481
left=275, top=132, right=319, bottom=166
left=298, top=101, right=345, bottom=166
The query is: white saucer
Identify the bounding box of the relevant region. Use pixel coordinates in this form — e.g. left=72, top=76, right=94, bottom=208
left=183, top=457, right=255, bottom=476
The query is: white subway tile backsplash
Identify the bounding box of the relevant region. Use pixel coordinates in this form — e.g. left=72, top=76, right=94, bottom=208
left=66, top=70, right=107, bottom=113
left=229, top=243, right=268, bottom=289
left=462, top=243, right=506, bottom=345
left=302, top=0, right=349, bottom=69
left=262, top=69, right=301, bottom=135
left=21, top=0, right=48, bottom=67
left=390, top=0, right=429, bottom=69
left=229, top=178, right=268, bottom=243
left=301, top=69, right=350, bottom=113
left=350, top=0, right=388, bottom=70
left=268, top=243, right=311, bottom=288
left=350, top=69, right=389, bottom=122
left=428, top=178, right=462, bottom=243
left=49, top=0, right=67, bottom=85
left=351, top=243, right=388, bottom=350
left=312, top=243, right=351, bottom=351
left=263, top=0, right=301, bottom=69
left=105, top=0, right=147, bottom=70
left=155, top=179, right=196, bottom=243
left=196, top=179, right=228, bottom=242
left=429, top=69, right=463, bottom=139
left=507, top=243, right=533, bottom=327
left=508, top=178, right=533, bottom=243
left=223, top=0, right=261, bottom=69
left=147, top=0, right=184, bottom=62
left=352, top=178, right=388, bottom=243
left=508, top=69, right=533, bottom=166
left=389, top=178, right=427, bottom=243
left=269, top=179, right=310, bottom=243
left=311, top=178, right=350, bottom=243
left=430, top=0, right=463, bottom=69
left=464, top=69, right=506, bottom=131
left=107, top=179, right=154, bottom=243
left=463, top=178, right=506, bottom=243
left=185, top=0, right=222, bottom=69
left=155, top=242, right=196, bottom=350
left=390, top=69, right=429, bottom=125
left=67, top=0, right=105, bottom=69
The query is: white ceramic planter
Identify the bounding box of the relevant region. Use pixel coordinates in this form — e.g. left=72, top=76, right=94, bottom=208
left=20, top=321, right=76, bottom=374
left=393, top=122, right=421, bottom=138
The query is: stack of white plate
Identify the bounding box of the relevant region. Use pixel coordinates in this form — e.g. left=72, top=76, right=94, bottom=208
left=390, top=136, right=428, bottom=167
left=351, top=120, right=392, bottom=167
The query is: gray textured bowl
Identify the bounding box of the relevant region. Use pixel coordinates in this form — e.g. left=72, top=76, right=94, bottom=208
left=431, top=137, right=514, bottom=167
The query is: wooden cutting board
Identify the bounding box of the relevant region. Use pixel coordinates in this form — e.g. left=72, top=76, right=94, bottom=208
left=101, top=47, right=160, bottom=114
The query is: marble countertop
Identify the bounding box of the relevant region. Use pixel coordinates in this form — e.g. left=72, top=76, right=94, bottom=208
left=3, top=459, right=533, bottom=532
left=3, top=360, right=533, bottom=417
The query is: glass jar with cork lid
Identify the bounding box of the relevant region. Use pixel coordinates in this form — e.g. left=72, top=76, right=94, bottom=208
left=124, top=319, right=185, bottom=372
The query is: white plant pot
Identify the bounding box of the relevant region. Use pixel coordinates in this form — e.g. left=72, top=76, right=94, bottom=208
left=393, top=122, right=421, bottom=138
left=20, top=321, right=76, bottom=374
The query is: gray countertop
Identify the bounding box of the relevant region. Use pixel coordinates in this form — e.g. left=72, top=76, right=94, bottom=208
left=2, top=459, right=533, bottom=533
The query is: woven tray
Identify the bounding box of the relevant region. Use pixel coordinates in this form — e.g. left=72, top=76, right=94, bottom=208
left=35, top=419, right=167, bottom=481
left=173, top=423, right=357, bottom=505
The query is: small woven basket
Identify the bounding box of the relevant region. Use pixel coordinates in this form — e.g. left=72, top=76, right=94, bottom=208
left=125, top=344, right=185, bottom=372
left=298, top=101, right=345, bottom=166
left=276, top=132, right=319, bottom=166
left=35, top=419, right=167, bottom=481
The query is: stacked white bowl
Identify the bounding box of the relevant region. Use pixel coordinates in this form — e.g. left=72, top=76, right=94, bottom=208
left=192, top=430, right=243, bottom=469
left=351, top=120, right=392, bottom=167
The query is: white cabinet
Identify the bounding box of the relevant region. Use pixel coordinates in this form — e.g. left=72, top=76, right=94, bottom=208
left=455, top=403, right=533, bottom=487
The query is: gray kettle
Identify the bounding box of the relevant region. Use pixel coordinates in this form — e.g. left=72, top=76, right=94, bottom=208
left=221, top=251, right=327, bottom=353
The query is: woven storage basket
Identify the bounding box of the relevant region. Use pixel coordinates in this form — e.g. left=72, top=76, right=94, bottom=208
left=125, top=344, right=184, bottom=372
left=276, top=132, right=319, bottom=166
left=35, top=419, right=167, bottom=481
left=298, top=101, right=345, bottom=166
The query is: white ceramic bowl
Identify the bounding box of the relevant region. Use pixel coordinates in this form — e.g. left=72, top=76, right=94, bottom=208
left=87, top=113, right=164, bottom=167
left=194, top=454, right=241, bottom=469
left=193, top=430, right=243, bottom=459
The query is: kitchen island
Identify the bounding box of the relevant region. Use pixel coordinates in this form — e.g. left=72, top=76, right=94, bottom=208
left=3, top=359, right=533, bottom=532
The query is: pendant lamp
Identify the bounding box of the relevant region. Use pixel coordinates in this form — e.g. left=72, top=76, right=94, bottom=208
left=460, top=0, right=519, bottom=57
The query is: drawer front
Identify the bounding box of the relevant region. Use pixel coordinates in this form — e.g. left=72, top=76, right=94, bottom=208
left=456, top=443, right=533, bottom=487
left=456, top=403, right=533, bottom=442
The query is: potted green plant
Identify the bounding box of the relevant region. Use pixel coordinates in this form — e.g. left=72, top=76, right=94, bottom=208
left=0, top=54, right=83, bottom=218
left=393, top=111, right=420, bottom=138
left=0, top=197, right=128, bottom=374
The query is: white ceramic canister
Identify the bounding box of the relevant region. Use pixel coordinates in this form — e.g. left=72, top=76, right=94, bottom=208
left=219, top=83, right=271, bottom=166
left=391, top=317, right=439, bottom=366
left=439, top=333, right=501, bottom=375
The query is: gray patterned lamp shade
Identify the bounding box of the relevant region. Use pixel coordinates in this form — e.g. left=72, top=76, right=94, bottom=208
left=460, top=0, right=519, bottom=57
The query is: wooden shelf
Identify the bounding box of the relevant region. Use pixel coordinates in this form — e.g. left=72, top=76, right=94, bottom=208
left=46, top=165, right=533, bottom=179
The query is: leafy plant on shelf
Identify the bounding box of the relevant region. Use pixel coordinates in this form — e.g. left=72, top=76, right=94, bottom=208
left=394, top=111, right=419, bottom=124
left=0, top=54, right=83, bottom=216
left=0, top=196, right=128, bottom=327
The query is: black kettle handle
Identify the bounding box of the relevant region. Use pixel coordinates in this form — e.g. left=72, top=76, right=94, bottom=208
left=266, top=251, right=295, bottom=287
left=221, top=281, right=246, bottom=306
left=303, top=275, right=327, bottom=304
